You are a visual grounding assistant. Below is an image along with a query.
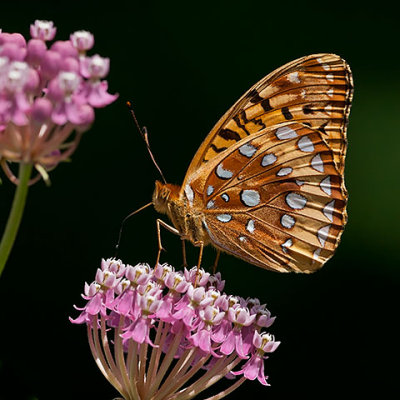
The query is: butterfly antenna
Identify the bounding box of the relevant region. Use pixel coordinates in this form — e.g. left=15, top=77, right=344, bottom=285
left=114, top=201, right=153, bottom=257
left=126, top=101, right=167, bottom=184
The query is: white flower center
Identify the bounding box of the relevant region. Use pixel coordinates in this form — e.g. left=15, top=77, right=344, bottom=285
left=36, top=20, right=53, bottom=30
left=58, top=71, right=80, bottom=96
left=71, top=30, right=93, bottom=49
left=5, top=61, right=30, bottom=91
left=32, top=20, right=55, bottom=40
left=88, top=55, right=108, bottom=78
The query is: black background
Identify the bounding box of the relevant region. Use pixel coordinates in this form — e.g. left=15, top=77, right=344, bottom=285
left=0, top=1, right=399, bottom=399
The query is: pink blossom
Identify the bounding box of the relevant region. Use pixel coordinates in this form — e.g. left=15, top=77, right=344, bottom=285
left=82, top=79, right=118, bottom=107
left=255, top=307, right=276, bottom=329
left=0, top=33, right=26, bottom=47
left=80, top=54, right=109, bottom=79
left=50, top=40, right=78, bottom=58
left=236, top=354, right=269, bottom=385
left=211, top=317, right=231, bottom=343
left=232, top=332, right=281, bottom=385
left=113, top=285, right=136, bottom=317
left=30, top=20, right=56, bottom=41
left=71, top=258, right=280, bottom=399
left=125, top=263, right=152, bottom=286
left=25, top=39, right=47, bottom=66
left=189, top=306, right=225, bottom=357
left=253, top=331, right=281, bottom=353
left=0, top=42, right=27, bottom=61
left=153, top=263, right=173, bottom=284
left=220, top=307, right=256, bottom=358
left=207, top=271, right=225, bottom=291
left=70, top=31, right=94, bottom=53
left=164, top=270, right=189, bottom=293
left=121, top=293, right=161, bottom=345
left=184, top=266, right=210, bottom=286
left=101, top=258, right=126, bottom=278
left=0, top=20, right=117, bottom=185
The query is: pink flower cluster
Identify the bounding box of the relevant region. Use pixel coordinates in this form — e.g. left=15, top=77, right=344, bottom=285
left=0, top=20, right=117, bottom=182
left=71, top=258, right=280, bottom=400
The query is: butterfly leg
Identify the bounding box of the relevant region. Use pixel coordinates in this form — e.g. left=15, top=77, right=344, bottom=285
left=212, top=250, right=221, bottom=274
left=156, top=219, right=181, bottom=266
left=181, top=238, right=188, bottom=268
left=193, top=240, right=204, bottom=286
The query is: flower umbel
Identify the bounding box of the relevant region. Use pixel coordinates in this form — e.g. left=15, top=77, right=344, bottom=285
left=0, top=20, right=117, bottom=278
left=71, top=259, right=280, bottom=400
left=0, top=20, right=117, bottom=184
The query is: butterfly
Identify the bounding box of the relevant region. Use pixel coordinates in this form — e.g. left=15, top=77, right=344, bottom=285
left=152, top=53, right=353, bottom=273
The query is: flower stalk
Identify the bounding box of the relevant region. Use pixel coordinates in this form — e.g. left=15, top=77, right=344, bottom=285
left=0, top=162, right=32, bottom=276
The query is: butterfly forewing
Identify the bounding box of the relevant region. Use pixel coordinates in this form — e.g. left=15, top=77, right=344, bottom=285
left=182, top=53, right=352, bottom=187
left=187, top=122, right=347, bottom=272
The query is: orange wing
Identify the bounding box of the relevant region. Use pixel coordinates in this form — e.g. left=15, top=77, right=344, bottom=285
left=188, top=122, right=347, bottom=273
left=182, top=53, right=352, bottom=193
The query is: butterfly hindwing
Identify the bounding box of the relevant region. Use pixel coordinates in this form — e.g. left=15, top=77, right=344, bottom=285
left=188, top=122, right=347, bottom=272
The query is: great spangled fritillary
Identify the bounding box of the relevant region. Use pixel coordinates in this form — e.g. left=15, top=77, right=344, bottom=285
left=152, top=53, right=353, bottom=273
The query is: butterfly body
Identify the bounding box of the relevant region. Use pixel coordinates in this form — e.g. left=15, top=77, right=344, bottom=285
left=153, top=180, right=211, bottom=245
left=152, top=54, right=353, bottom=273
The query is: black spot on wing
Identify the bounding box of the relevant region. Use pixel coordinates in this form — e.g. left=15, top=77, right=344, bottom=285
left=248, top=89, right=263, bottom=104
left=218, top=129, right=241, bottom=141
left=261, top=98, right=273, bottom=112
left=281, top=106, right=293, bottom=120
left=233, top=113, right=250, bottom=135
left=210, top=144, right=228, bottom=153
left=303, top=104, right=313, bottom=114
left=253, top=118, right=266, bottom=129
left=239, top=110, right=249, bottom=124
left=318, top=121, right=329, bottom=135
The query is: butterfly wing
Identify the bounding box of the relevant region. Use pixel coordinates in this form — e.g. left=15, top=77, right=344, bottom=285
left=182, top=53, right=352, bottom=192
left=188, top=122, right=347, bottom=272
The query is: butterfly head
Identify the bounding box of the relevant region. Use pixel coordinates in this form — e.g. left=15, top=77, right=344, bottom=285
left=152, top=180, right=180, bottom=214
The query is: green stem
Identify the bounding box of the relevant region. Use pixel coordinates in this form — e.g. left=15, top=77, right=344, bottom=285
left=0, top=163, right=33, bottom=277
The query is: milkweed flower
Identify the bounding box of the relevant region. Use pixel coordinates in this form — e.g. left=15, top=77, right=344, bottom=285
left=0, top=20, right=117, bottom=183
left=0, top=20, right=117, bottom=278
left=71, top=259, right=280, bottom=400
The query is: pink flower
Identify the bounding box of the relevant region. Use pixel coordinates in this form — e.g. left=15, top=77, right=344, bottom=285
left=164, top=270, right=189, bottom=293
left=71, top=258, right=280, bottom=399
left=25, top=39, right=47, bottom=66
left=0, top=20, right=118, bottom=185
left=101, top=258, right=126, bottom=278
left=70, top=31, right=94, bottom=53
left=125, top=263, right=152, bottom=287
left=184, top=266, right=210, bottom=286
left=232, top=332, right=281, bottom=385
left=121, top=293, right=161, bottom=345
left=207, top=271, right=225, bottom=291
left=220, top=306, right=257, bottom=358
left=80, top=55, right=118, bottom=107
left=30, top=20, right=56, bottom=41
left=80, top=54, right=109, bottom=79
left=190, top=305, right=225, bottom=355
left=153, top=262, right=173, bottom=284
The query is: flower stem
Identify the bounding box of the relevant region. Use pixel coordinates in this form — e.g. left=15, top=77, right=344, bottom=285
left=0, top=163, right=32, bottom=277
